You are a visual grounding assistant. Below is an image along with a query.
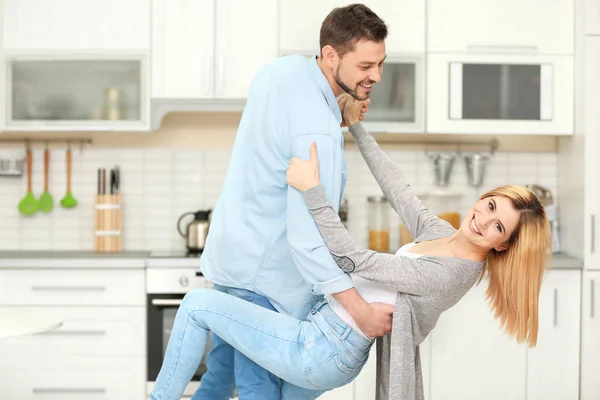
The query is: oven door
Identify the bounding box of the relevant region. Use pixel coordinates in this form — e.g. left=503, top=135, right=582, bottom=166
left=146, top=294, right=211, bottom=384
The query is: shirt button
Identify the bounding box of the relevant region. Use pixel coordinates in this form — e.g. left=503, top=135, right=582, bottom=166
left=310, top=310, right=316, bottom=315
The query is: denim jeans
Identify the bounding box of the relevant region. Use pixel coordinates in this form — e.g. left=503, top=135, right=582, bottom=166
left=149, top=289, right=373, bottom=400
left=192, top=285, right=281, bottom=400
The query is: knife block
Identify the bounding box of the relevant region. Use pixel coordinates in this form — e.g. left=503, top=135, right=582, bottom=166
left=94, top=194, right=122, bottom=252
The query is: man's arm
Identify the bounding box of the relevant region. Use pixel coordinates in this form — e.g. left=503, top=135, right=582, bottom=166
left=287, top=134, right=392, bottom=337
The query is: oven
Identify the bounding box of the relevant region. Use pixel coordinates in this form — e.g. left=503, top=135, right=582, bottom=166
left=146, top=266, right=213, bottom=398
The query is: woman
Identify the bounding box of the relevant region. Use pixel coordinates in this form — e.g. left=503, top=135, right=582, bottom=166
left=149, top=97, right=551, bottom=400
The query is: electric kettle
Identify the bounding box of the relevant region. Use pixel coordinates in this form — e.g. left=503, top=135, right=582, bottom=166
left=177, top=210, right=211, bottom=253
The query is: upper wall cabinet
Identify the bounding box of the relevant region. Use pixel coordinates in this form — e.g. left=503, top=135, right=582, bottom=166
left=427, top=0, right=574, bottom=55
left=151, top=0, right=278, bottom=125
left=586, top=0, right=600, bottom=35
left=3, top=0, right=150, bottom=51
left=279, top=1, right=425, bottom=55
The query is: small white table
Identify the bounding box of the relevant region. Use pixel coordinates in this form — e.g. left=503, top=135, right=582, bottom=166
left=0, top=308, right=63, bottom=338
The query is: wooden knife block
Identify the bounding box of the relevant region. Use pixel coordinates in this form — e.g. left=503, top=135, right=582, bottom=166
left=94, top=194, right=122, bottom=252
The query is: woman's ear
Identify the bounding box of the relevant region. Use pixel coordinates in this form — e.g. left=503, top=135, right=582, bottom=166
left=494, top=243, right=508, bottom=252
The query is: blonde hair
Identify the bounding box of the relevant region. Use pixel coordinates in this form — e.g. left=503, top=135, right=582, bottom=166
left=477, top=185, right=551, bottom=348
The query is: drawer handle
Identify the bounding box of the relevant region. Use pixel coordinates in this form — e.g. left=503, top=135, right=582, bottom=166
left=31, top=285, right=106, bottom=292
left=42, top=329, right=107, bottom=336
left=553, top=288, right=558, bottom=327
left=33, top=388, right=106, bottom=394
left=152, top=299, right=182, bottom=306
left=466, top=43, right=538, bottom=52
left=592, top=279, right=595, bottom=319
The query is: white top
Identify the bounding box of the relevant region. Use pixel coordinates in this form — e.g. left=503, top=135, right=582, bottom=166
left=326, top=242, right=422, bottom=338
left=0, top=308, right=63, bottom=338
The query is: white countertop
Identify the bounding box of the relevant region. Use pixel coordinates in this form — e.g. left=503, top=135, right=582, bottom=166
left=0, top=251, right=583, bottom=270
left=0, top=308, right=63, bottom=338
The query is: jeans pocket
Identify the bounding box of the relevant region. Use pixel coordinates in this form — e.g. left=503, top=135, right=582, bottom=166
left=304, top=353, right=357, bottom=391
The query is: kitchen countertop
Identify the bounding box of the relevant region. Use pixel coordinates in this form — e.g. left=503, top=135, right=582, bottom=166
left=0, top=251, right=584, bottom=270
left=0, top=251, right=150, bottom=268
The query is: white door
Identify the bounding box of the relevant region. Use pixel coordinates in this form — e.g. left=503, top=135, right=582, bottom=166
left=3, top=0, right=150, bottom=50
left=526, top=270, right=581, bottom=400
left=151, top=0, right=214, bottom=99
left=279, top=1, right=424, bottom=56
left=214, top=0, right=277, bottom=99
left=586, top=0, right=600, bottom=35
left=429, top=280, right=527, bottom=400
left=581, top=271, right=600, bottom=400
left=585, top=37, right=600, bottom=270
left=427, top=0, right=574, bottom=55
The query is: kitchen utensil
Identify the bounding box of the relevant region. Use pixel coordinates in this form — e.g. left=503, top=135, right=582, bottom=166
left=38, top=146, right=54, bottom=213
left=177, top=210, right=212, bottom=253
left=429, top=152, right=456, bottom=186
left=525, top=184, right=553, bottom=206
left=464, top=153, right=490, bottom=187
left=59, top=147, right=77, bottom=208
left=368, top=196, right=389, bottom=252
left=18, top=148, right=38, bottom=216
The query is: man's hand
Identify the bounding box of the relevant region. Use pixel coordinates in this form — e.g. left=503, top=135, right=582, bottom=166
left=354, top=302, right=394, bottom=338
left=332, top=288, right=393, bottom=338
left=337, top=94, right=370, bottom=127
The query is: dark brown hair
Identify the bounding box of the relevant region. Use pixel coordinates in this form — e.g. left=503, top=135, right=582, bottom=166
left=319, top=4, right=388, bottom=58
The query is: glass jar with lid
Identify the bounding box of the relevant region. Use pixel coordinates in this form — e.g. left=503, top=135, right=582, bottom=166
left=368, top=196, right=389, bottom=252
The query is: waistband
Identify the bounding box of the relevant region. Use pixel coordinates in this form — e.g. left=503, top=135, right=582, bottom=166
left=309, top=299, right=374, bottom=353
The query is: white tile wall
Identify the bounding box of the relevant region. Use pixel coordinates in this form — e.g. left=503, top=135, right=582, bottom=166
left=0, top=146, right=558, bottom=253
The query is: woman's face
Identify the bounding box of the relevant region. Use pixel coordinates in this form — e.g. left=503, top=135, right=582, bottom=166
left=460, top=195, right=521, bottom=251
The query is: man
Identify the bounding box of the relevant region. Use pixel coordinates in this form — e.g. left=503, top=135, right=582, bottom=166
left=196, top=4, right=389, bottom=399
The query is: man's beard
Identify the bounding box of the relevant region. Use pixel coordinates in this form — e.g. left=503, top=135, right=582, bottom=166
left=334, top=65, right=371, bottom=101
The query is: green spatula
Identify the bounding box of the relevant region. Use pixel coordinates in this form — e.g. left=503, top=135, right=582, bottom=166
left=18, top=148, right=38, bottom=216
left=38, top=147, right=54, bottom=213
left=60, top=147, right=77, bottom=209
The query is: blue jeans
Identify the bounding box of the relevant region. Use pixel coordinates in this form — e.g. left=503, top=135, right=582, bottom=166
left=149, top=289, right=373, bottom=400
left=192, top=285, right=280, bottom=400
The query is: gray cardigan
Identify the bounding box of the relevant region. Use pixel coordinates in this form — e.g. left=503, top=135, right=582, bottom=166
left=301, top=122, right=485, bottom=400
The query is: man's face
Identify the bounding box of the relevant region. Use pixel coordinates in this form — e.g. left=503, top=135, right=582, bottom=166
left=333, top=40, right=386, bottom=100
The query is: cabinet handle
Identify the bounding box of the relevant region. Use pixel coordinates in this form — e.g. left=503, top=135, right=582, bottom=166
left=466, top=43, right=538, bottom=53
left=205, top=57, right=212, bottom=96
left=592, top=279, right=595, bottom=319
left=218, top=56, right=225, bottom=96
left=41, top=329, right=106, bottom=336
left=31, top=285, right=106, bottom=291
left=592, top=215, right=596, bottom=253
left=151, top=299, right=182, bottom=306
left=553, top=288, right=558, bottom=327
left=33, top=388, right=106, bottom=394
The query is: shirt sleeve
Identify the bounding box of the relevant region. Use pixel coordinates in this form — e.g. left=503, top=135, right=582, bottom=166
left=301, top=184, right=462, bottom=296
left=287, top=133, right=354, bottom=296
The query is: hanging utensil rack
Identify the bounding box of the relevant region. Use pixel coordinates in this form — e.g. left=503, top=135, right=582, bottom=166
left=0, top=137, right=92, bottom=177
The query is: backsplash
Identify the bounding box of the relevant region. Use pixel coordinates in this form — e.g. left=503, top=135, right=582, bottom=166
left=0, top=146, right=557, bottom=253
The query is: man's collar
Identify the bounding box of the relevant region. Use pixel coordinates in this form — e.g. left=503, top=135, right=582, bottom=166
left=308, top=56, right=342, bottom=125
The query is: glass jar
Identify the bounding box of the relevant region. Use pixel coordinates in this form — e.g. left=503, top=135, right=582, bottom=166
left=368, top=196, right=389, bottom=252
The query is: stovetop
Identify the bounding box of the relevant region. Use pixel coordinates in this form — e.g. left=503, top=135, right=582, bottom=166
left=146, top=250, right=202, bottom=268
left=149, top=250, right=201, bottom=258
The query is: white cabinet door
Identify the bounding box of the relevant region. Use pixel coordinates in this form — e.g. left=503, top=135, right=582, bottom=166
left=317, top=382, right=354, bottom=400
left=215, top=0, right=277, bottom=99
left=427, top=0, right=574, bottom=55
left=581, top=271, right=600, bottom=400
left=585, top=37, right=600, bottom=270
left=3, top=0, right=150, bottom=50
left=353, top=345, right=377, bottom=400
left=527, top=270, right=581, bottom=400
left=151, top=0, right=214, bottom=99
left=430, top=281, right=527, bottom=400
left=586, top=0, right=600, bottom=35
left=279, top=1, right=424, bottom=55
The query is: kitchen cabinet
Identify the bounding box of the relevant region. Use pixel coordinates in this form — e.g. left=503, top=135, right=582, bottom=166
left=4, top=54, right=149, bottom=131
left=0, top=266, right=146, bottom=400
left=151, top=0, right=277, bottom=100
left=2, top=0, right=150, bottom=51
left=586, top=0, right=600, bottom=35
left=429, top=279, right=527, bottom=400
left=427, top=0, right=574, bottom=55
left=279, top=0, right=425, bottom=55
left=526, top=270, right=581, bottom=400
left=581, top=271, right=600, bottom=400
left=426, top=53, right=574, bottom=135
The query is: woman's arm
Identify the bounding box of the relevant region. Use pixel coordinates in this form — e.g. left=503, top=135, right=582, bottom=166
left=301, top=185, right=460, bottom=296
left=347, top=121, right=440, bottom=240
